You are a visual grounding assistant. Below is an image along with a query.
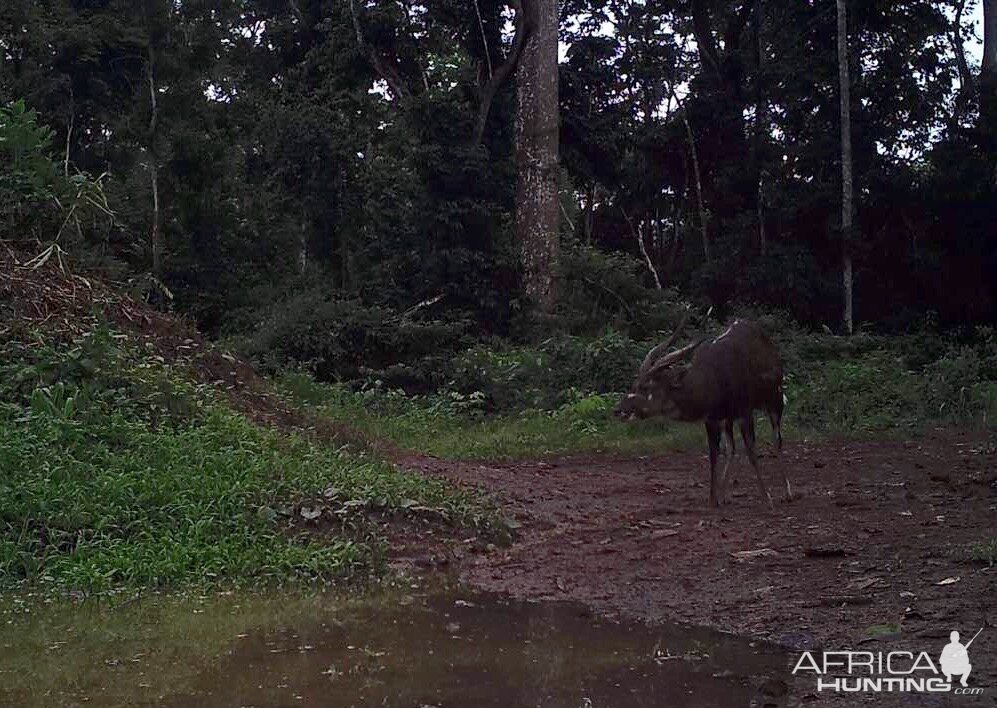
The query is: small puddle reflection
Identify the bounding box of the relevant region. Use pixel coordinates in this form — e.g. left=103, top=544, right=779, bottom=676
left=1, top=587, right=789, bottom=707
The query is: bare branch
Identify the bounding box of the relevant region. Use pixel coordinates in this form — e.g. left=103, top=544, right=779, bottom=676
left=559, top=198, right=576, bottom=233
left=668, top=81, right=709, bottom=262
left=64, top=109, right=73, bottom=177
left=402, top=293, right=445, bottom=320
left=621, top=206, right=662, bottom=289
left=473, top=0, right=493, bottom=79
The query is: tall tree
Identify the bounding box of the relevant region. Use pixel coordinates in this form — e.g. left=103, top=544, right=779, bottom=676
left=836, top=0, right=854, bottom=334
left=982, top=0, right=997, bottom=132
left=516, top=0, right=560, bottom=313
left=753, top=0, right=767, bottom=255
left=984, top=0, right=996, bottom=72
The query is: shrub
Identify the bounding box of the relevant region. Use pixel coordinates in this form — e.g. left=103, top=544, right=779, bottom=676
left=786, top=351, right=923, bottom=432
left=0, top=100, right=115, bottom=248
left=0, top=327, right=503, bottom=591
left=241, top=289, right=470, bottom=388
left=0, top=325, right=205, bottom=431
left=555, top=244, right=690, bottom=337
left=447, top=331, right=649, bottom=412
left=923, top=348, right=997, bottom=422
left=0, top=100, right=61, bottom=237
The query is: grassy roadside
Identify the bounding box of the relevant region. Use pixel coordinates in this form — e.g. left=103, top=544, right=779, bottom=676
left=0, top=328, right=502, bottom=594
left=278, top=372, right=705, bottom=459
left=3, top=309, right=993, bottom=593
left=275, top=329, right=997, bottom=461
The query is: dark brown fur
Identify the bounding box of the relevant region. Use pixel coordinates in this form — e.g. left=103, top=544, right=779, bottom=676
left=615, top=319, right=790, bottom=507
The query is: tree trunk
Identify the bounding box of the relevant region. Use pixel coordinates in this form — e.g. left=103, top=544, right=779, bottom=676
left=147, top=46, right=162, bottom=279
left=984, top=0, right=996, bottom=74
left=515, top=0, right=560, bottom=313
left=754, top=0, right=767, bottom=255
left=981, top=0, right=997, bottom=133
left=298, top=223, right=308, bottom=274
left=680, top=106, right=709, bottom=263
left=583, top=182, right=595, bottom=244
left=836, top=0, right=854, bottom=335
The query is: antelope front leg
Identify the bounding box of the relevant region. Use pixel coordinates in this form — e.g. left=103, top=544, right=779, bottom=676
left=779, top=466, right=793, bottom=501
left=706, top=420, right=722, bottom=507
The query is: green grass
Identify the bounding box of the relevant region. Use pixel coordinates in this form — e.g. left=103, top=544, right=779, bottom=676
left=277, top=328, right=997, bottom=461
left=784, top=350, right=997, bottom=435
left=279, top=373, right=713, bottom=460
left=970, top=539, right=997, bottom=567
left=4, top=321, right=993, bottom=592
left=0, top=331, right=502, bottom=593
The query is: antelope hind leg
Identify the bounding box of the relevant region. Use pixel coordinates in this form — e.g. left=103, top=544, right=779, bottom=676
left=740, top=416, right=773, bottom=509
left=768, top=408, right=791, bottom=500
left=719, top=419, right=736, bottom=504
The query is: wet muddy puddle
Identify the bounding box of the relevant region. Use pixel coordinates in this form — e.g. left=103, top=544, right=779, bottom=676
left=0, top=586, right=789, bottom=707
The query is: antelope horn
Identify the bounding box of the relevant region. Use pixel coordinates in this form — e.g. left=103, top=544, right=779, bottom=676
left=638, top=308, right=692, bottom=375
left=649, top=338, right=704, bottom=373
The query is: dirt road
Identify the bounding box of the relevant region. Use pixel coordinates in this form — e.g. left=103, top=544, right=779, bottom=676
left=400, top=430, right=997, bottom=706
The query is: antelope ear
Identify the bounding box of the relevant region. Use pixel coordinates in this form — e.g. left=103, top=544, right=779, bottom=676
left=669, top=367, right=689, bottom=389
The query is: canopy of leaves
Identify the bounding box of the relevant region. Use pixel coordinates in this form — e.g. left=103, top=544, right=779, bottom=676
left=1, top=0, right=993, bottom=375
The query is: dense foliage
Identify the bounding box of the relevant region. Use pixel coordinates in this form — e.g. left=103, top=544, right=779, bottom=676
left=275, top=321, right=997, bottom=461
left=2, top=0, right=994, bottom=377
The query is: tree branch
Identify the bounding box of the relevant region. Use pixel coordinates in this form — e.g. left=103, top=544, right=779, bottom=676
left=725, top=1, right=755, bottom=55
left=691, top=0, right=721, bottom=78
left=474, top=0, right=493, bottom=79
left=984, top=0, right=996, bottom=75
left=349, top=0, right=410, bottom=102
left=668, top=82, right=710, bottom=262
left=472, top=0, right=533, bottom=146
left=621, top=206, right=662, bottom=289
left=952, top=0, right=974, bottom=97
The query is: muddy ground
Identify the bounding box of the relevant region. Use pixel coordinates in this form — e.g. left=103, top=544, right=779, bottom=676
left=396, top=430, right=997, bottom=706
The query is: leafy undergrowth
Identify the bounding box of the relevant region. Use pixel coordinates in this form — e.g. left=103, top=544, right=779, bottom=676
left=0, top=328, right=502, bottom=594
left=276, top=322, right=997, bottom=460
left=777, top=326, right=997, bottom=435
left=278, top=373, right=706, bottom=460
